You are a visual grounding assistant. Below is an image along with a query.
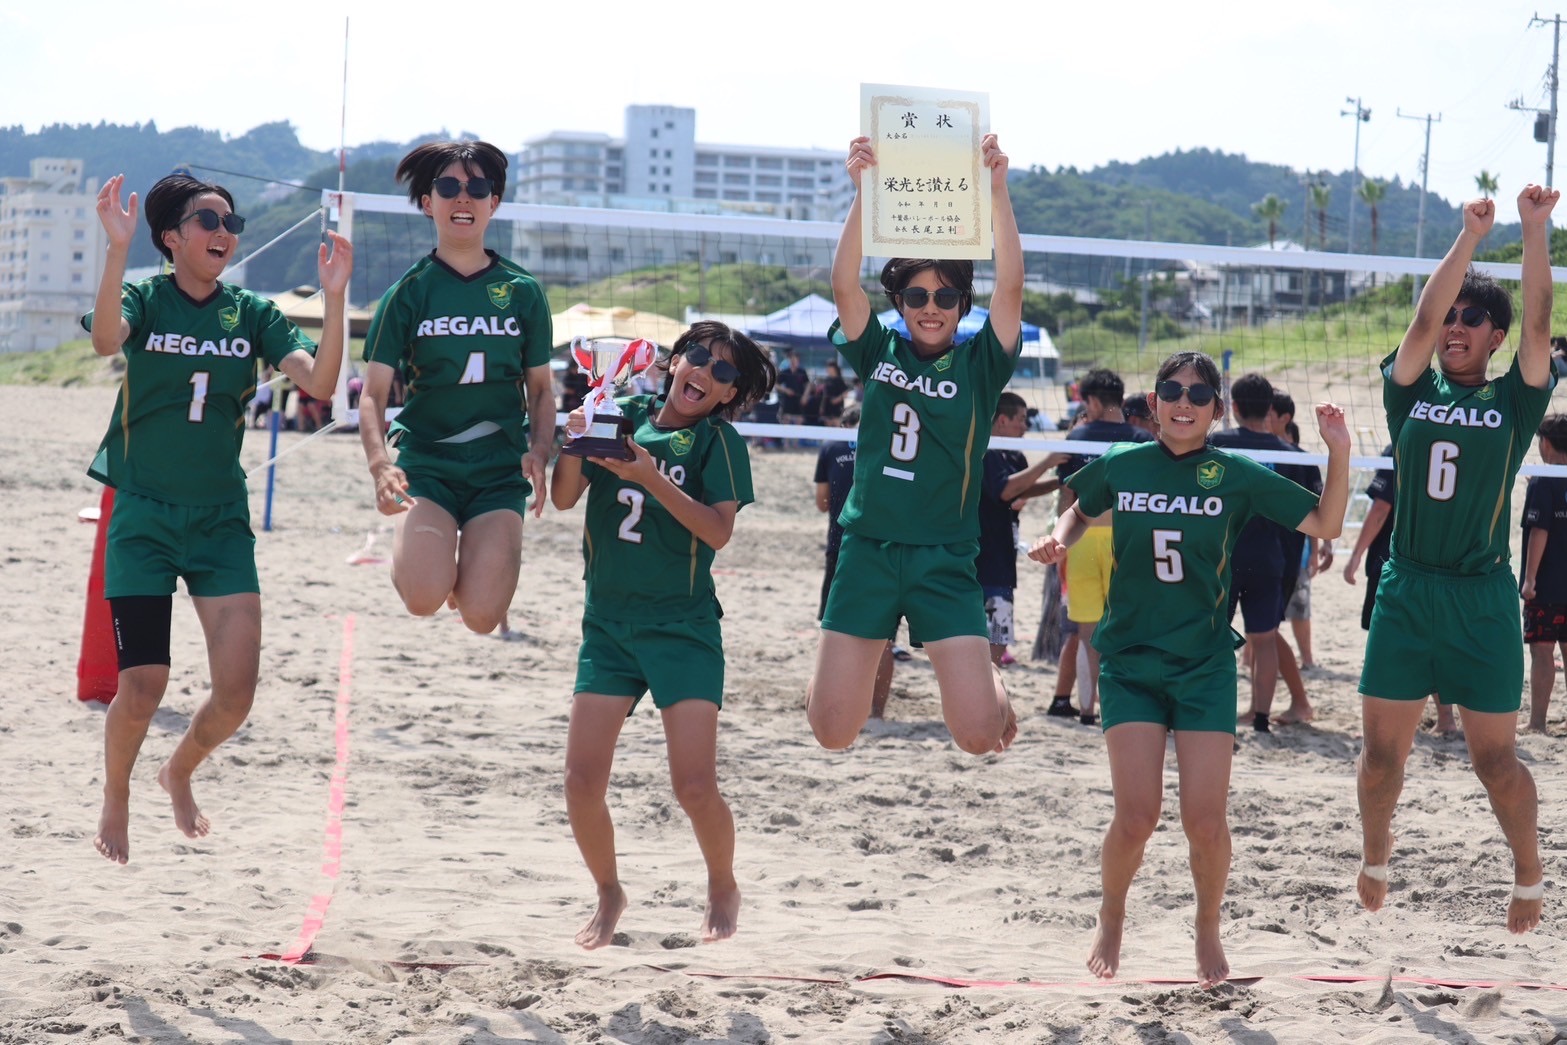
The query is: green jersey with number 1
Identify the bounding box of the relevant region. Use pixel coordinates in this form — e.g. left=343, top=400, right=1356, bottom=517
left=1068, top=441, right=1319, bottom=658
left=579, top=396, right=753, bottom=622
left=1383, top=351, right=1552, bottom=574
left=829, top=311, right=1019, bottom=545
left=85, top=275, right=314, bottom=505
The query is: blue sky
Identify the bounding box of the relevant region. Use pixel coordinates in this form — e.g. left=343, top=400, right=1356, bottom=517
left=3, top=0, right=1558, bottom=212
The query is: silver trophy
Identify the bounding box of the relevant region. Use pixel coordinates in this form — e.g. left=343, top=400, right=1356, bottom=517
left=560, top=336, right=658, bottom=461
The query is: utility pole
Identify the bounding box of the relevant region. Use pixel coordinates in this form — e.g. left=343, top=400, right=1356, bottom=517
left=1138, top=201, right=1152, bottom=352
left=1341, top=97, right=1372, bottom=253
left=1398, top=109, right=1441, bottom=306
left=1508, top=14, right=1561, bottom=187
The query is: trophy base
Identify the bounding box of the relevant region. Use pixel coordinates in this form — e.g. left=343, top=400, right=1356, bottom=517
left=561, top=416, right=635, bottom=461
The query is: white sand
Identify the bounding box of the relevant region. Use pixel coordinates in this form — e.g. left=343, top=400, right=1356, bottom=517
left=2, top=383, right=1565, bottom=1043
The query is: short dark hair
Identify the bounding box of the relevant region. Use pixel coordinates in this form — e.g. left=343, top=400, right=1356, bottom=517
left=1122, top=393, right=1151, bottom=419
left=880, top=258, right=975, bottom=318
left=1079, top=368, right=1125, bottom=407
left=1271, top=389, right=1296, bottom=421
left=1540, top=414, right=1567, bottom=454
left=665, top=321, right=777, bottom=421
left=1283, top=420, right=1301, bottom=445
left=994, top=391, right=1028, bottom=420
left=1457, top=267, right=1513, bottom=334
left=396, top=140, right=509, bottom=207
left=1231, top=373, right=1275, bottom=421
left=144, top=173, right=237, bottom=262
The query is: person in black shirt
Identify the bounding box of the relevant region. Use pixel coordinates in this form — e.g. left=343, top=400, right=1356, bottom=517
left=1520, top=414, right=1567, bottom=731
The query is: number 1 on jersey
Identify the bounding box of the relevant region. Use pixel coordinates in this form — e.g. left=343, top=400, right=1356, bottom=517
left=188, top=371, right=210, bottom=423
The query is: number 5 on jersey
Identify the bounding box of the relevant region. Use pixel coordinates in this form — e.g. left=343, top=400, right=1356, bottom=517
left=1152, top=529, right=1184, bottom=583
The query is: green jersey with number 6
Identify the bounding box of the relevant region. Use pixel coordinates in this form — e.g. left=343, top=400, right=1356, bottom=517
left=579, top=396, right=753, bottom=622
left=1068, top=441, right=1320, bottom=658
left=829, top=311, right=1019, bottom=545
left=85, top=275, right=314, bottom=505
left=364, top=250, right=552, bottom=450
left=1383, top=351, right=1552, bottom=574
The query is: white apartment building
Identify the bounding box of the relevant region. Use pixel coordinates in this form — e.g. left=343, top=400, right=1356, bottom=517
left=0, top=158, right=106, bottom=352
left=513, top=105, right=854, bottom=283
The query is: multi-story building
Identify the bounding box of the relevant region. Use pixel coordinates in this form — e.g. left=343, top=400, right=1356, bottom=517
left=513, top=105, right=854, bottom=283
left=0, top=158, right=106, bottom=352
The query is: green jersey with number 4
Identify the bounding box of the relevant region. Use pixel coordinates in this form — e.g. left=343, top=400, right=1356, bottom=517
left=364, top=250, right=552, bottom=450
left=85, top=275, right=314, bottom=505
left=1383, top=351, right=1552, bottom=574
left=829, top=311, right=1019, bottom=545
left=579, top=396, right=753, bottom=622
left=1068, top=441, right=1320, bottom=658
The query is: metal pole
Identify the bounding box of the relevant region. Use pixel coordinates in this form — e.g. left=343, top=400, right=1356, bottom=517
left=1398, top=109, right=1441, bottom=306
left=1550, top=14, right=1560, bottom=187
left=1342, top=97, right=1370, bottom=252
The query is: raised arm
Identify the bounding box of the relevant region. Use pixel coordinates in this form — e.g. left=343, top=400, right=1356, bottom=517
left=1391, top=199, right=1494, bottom=386
left=90, top=174, right=136, bottom=356
left=983, top=133, right=1024, bottom=350
left=831, top=137, right=875, bottom=342
left=278, top=232, right=353, bottom=398
left=1517, top=184, right=1560, bottom=389
left=1296, top=405, right=1351, bottom=540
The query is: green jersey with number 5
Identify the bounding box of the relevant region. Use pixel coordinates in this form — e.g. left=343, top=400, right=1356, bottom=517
left=84, top=275, right=314, bottom=505
left=364, top=250, right=552, bottom=449
left=579, top=396, right=753, bottom=622
left=829, top=311, right=1019, bottom=545
left=1068, top=441, right=1319, bottom=658
left=1383, top=351, right=1552, bottom=574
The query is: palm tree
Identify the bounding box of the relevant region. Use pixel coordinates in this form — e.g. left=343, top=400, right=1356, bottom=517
left=1309, top=182, right=1332, bottom=250
left=1476, top=170, right=1500, bottom=199
left=1356, top=178, right=1386, bottom=256
left=1253, top=193, right=1288, bottom=249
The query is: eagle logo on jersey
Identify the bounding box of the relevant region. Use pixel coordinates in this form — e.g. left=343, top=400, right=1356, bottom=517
left=487, top=283, right=513, bottom=310
left=218, top=307, right=240, bottom=331
left=1476, top=383, right=1496, bottom=401
left=1196, top=461, right=1225, bottom=489
left=933, top=352, right=953, bottom=373
left=669, top=429, right=694, bottom=456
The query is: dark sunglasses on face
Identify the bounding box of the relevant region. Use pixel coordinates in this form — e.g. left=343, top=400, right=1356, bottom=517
left=1444, top=305, right=1491, bottom=328
left=684, top=343, right=740, bottom=384
left=1155, top=380, right=1217, bottom=407
left=899, top=286, right=962, bottom=310
left=432, top=176, right=494, bottom=200
left=180, top=208, right=245, bottom=234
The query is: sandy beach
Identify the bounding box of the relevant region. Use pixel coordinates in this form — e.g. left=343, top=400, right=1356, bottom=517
left=3, top=382, right=1566, bottom=1044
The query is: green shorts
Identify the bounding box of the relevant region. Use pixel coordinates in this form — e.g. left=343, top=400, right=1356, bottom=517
left=104, top=490, right=258, bottom=598
left=1098, top=644, right=1238, bottom=734
left=395, top=432, right=529, bottom=525
left=821, top=531, right=986, bottom=645
left=1359, top=557, right=1522, bottom=712
left=574, top=612, right=725, bottom=710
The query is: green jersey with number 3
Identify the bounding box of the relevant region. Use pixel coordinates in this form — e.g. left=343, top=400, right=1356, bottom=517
left=579, top=396, right=753, bottom=622
left=1068, top=441, right=1320, bottom=658
left=85, top=275, right=314, bottom=505
left=829, top=311, right=1019, bottom=545
left=1383, top=351, right=1552, bottom=574
left=364, top=250, right=552, bottom=450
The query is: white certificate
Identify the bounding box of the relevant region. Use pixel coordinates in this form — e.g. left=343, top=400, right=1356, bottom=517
left=860, top=83, right=991, bottom=260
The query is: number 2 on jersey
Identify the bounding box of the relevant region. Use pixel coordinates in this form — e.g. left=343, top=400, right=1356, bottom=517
left=616, top=488, right=645, bottom=543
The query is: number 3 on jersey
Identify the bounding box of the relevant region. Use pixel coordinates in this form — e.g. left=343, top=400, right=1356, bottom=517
left=889, top=402, right=921, bottom=461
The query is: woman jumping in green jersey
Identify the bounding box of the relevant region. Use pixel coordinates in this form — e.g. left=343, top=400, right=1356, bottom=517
left=806, top=132, right=1024, bottom=756
left=550, top=322, right=775, bottom=950
left=88, top=172, right=352, bottom=864
left=359, top=141, right=556, bottom=635
left=1356, top=186, right=1558, bottom=935
left=1031, top=351, right=1349, bottom=988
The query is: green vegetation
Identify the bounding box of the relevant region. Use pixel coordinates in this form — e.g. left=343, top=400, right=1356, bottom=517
left=0, top=338, right=120, bottom=386
left=545, top=262, right=831, bottom=320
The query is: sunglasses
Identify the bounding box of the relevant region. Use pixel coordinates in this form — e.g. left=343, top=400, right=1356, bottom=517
left=431, top=176, right=494, bottom=200
left=899, top=286, right=962, bottom=310
left=684, top=343, right=740, bottom=384
left=179, top=208, right=245, bottom=234
left=1155, top=380, right=1218, bottom=407
left=1443, top=305, right=1492, bottom=328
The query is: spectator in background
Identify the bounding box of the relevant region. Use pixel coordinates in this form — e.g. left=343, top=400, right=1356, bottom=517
left=1520, top=414, right=1567, bottom=732
left=820, top=360, right=848, bottom=426
left=776, top=351, right=808, bottom=428
left=1123, top=393, right=1157, bottom=437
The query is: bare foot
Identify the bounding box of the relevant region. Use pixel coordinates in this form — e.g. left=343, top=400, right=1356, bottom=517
left=701, top=883, right=741, bottom=943
left=1085, top=911, right=1124, bottom=980
left=1273, top=705, right=1314, bottom=726
left=575, top=883, right=627, bottom=949
left=1509, top=882, right=1544, bottom=934
left=157, top=763, right=210, bottom=839
left=94, top=786, right=131, bottom=864
left=994, top=702, right=1019, bottom=753
left=1357, top=860, right=1391, bottom=913
left=1194, top=920, right=1230, bottom=988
